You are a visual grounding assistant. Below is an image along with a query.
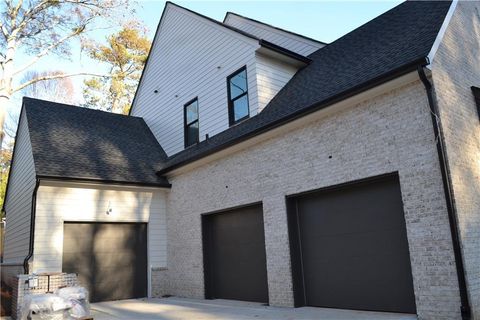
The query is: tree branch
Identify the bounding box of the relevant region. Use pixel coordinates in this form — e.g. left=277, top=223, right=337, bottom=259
left=13, top=72, right=110, bottom=93
left=17, top=0, right=57, bottom=31
left=12, top=26, right=86, bottom=76
left=0, top=21, right=8, bottom=41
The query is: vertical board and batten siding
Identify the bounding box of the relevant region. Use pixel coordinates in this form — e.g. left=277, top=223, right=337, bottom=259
left=132, top=4, right=260, bottom=156
left=430, top=2, right=480, bottom=318
left=255, top=53, right=298, bottom=112
left=33, top=182, right=167, bottom=275
left=224, top=13, right=325, bottom=57
left=3, top=112, right=36, bottom=264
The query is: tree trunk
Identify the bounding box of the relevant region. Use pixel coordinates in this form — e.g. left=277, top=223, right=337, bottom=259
left=0, top=94, right=10, bottom=148
left=0, top=38, right=17, bottom=148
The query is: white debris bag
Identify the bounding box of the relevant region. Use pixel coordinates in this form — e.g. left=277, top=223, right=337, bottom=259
left=20, top=294, right=72, bottom=320
left=55, top=286, right=90, bottom=319
left=54, top=287, right=88, bottom=301
left=21, top=286, right=90, bottom=319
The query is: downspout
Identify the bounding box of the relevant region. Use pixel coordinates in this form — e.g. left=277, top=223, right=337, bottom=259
left=417, top=66, right=471, bottom=320
left=23, top=178, right=40, bottom=274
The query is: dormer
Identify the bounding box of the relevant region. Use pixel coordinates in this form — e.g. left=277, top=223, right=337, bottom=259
left=131, top=2, right=323, bottom=156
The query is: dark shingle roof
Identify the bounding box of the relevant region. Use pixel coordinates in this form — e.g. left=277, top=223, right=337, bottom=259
left=158, top=0, right=452, bottom=174
left=23, top=97, right=170, bottom=187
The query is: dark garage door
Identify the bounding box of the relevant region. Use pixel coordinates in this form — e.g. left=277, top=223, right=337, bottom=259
left=63, top=222, right=147, bottom=302
left=203, top=204, right=269, bottom=303
left=287, top=174, right=416, bottom=313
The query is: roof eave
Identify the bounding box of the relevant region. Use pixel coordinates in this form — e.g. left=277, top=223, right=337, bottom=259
left=224, top=11, right=327, bottom=45
left=36, top=174, right=172, bottom=189
left=258, top=39, right=312, bottom=66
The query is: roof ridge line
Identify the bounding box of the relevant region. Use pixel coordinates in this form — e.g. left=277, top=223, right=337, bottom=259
left=306, top=0, right=413, bottom=56
left=166, top=1, right=259, bottom=41
left=223, top=11, right=327, bottom=45
left=22, top=96, right=144, bottom=120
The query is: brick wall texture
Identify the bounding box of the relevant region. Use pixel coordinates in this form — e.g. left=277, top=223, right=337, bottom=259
left=152, top=79, right=465, bottom=319
left=12, top=273, right=79, bottom=319
left=431, top=2, right=480, bottom=319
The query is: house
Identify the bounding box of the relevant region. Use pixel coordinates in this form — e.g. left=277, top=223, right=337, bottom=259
left=1, top=1, right=479, bottom=319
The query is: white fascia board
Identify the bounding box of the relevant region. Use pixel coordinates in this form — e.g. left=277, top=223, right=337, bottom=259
left=427, top=0, right=458, bottom=69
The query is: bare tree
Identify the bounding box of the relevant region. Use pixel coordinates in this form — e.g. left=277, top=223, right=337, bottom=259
left=0, top=0, right=129, bottom=146
left=1, top=70, right=77, bottom=141
left=21, top=70, right=76, bottom=104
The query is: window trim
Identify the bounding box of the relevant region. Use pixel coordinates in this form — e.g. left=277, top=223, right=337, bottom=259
left=472, top=86, right=480, bottom=121
left=227, top=66, right=250, bottom=126
left=184, top=97, right=199, bottom=148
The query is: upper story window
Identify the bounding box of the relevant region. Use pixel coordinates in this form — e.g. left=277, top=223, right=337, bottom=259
left=227, top=66, right=249, bottom=126
left=472, top=86, right=480, bottom=120
left=184, top=98, right=199, bottom=148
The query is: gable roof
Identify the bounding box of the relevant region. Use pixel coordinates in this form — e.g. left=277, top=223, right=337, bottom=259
left=164, top=1, right=259, bottom=42
left=165, top=1, right=316, bottom=63
left=224, top=11, right=327, bottom=46
left=130, top=1, right=311, bottom=115
left=157, top=0, right=452, bottom=174
left=23, top=97, right=170, bottom=187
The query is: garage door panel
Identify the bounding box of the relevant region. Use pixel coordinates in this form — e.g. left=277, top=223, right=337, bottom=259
left=298, top=192, right=406, bottom=235
left=304, top=253, right=414, bottom=291
left=62, top=236, right=91, bottom=252
left=91, top=277, right=141, bottom=302
left=302, top=229, right=410, bottom=259
left=94, top=254, right=137, bottom=269
left=62, top=222, right=147, bottom=302
left=203, top=204, right=269, bottom=303
left=62, top=255, right=92, bottom=282
left=288, top=174, right=416, bottom=313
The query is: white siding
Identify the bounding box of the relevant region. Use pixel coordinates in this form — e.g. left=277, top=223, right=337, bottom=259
left=3, top=111, right=36, bottom=264
left=224, top=13, right=325, bottom=56
left=33, top=182, right=167, bottom=274
left=256, top=52, right=298, bottom=111
left=132, top=3, right=260, bottom=156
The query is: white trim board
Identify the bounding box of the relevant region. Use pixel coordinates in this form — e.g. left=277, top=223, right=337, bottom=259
left=427, top=0, right=458, bottom=67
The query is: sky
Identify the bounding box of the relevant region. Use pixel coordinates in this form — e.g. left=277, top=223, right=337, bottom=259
left=136, top=1, right=403, bottom=43
left=7, top=0, right=404, bottom=133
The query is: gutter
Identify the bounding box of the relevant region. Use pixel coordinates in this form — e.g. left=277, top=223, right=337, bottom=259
left=258, top=39, right=312, bottom=64
left=23, top=178, right=40, bottom=274
left=417, top=66, right=471, bottom=320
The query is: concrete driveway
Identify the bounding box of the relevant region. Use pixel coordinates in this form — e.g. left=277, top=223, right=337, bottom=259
left=91, top=297, right=417, bottom=320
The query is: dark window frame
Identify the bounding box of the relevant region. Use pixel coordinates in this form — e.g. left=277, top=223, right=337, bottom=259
left=472, top=86, right=480, bottom=121
left=184, top=97, right=199, bottom=148
left=227, top=66, right=250, bottom=126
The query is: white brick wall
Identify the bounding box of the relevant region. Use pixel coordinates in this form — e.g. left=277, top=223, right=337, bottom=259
left=431, top=2, right=480, bottom=319
left=154, top=79, right=462, bottom=319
